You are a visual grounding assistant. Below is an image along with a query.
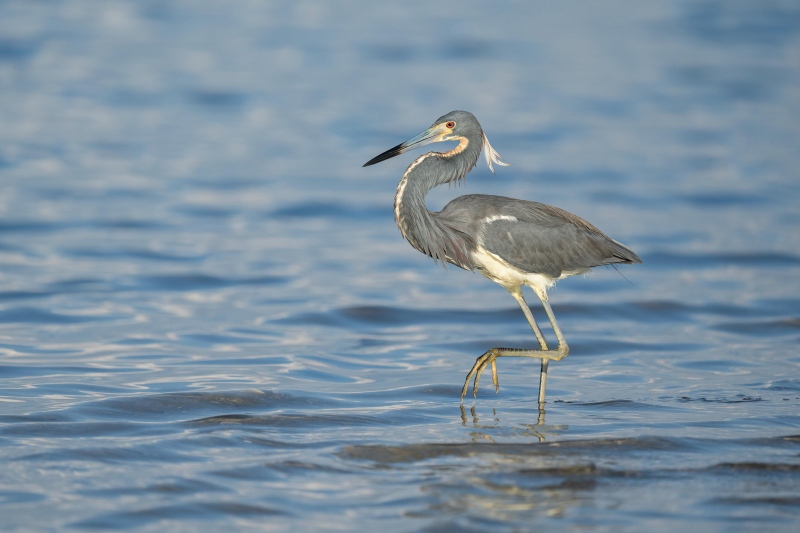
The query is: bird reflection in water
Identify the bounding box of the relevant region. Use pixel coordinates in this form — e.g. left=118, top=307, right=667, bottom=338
left=459, top=404, right=566, bottom=442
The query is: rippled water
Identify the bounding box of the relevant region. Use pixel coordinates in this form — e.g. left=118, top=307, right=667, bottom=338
left=1, top=1, right=799, bottom=531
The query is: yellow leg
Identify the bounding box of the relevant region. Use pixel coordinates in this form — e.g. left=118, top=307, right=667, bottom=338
left=460, top=286, right=569, bottom=402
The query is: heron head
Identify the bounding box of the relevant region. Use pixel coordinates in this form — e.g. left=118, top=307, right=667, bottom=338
left=363, top=110, right=509, bottom=172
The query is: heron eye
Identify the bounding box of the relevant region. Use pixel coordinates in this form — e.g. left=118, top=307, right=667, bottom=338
left=446, top=121, right=455, bottom=129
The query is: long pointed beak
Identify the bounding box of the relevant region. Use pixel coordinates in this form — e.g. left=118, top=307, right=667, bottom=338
left=363, top=125, right=447, bottom=167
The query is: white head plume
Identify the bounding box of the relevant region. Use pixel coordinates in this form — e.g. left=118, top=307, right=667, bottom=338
left=482, top=133, right=510, bottom=173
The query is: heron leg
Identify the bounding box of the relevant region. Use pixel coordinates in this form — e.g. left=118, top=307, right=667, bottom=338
left=460, top=286, right=570, bottom=402
left=532, top=285, right=569, bottom=352
left=531, top=285, right=569, bottom=404
left=509, top=288, right=549, bottom=350
left=508, top=288, right=550, bottom=399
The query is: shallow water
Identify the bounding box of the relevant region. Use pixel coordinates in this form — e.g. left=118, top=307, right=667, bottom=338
left=1, top=1, right=799, bottom=531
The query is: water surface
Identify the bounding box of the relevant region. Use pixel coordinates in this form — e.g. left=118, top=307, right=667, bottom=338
left=0, top=1, right=799, bottom=531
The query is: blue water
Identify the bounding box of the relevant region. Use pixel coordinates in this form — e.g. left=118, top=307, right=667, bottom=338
left=1, top=1, right=799, bottom=531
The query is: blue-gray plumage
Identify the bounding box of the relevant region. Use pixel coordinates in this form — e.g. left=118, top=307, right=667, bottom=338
left=363, top=110, right=641, bottom=406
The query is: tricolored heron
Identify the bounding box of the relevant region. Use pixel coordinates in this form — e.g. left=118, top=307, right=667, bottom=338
left=363, top=110, right=641, bottom=405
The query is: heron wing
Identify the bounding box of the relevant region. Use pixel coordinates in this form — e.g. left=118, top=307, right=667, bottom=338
left=438, top=195, right=640, bottom=278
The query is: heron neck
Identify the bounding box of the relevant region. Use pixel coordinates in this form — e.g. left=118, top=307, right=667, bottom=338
left=393, top=137, right=481, bottom=266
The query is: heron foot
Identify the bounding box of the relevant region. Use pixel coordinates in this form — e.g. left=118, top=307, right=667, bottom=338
left=459, top=345, right=569, bottom=402
left=460, top=348, right=505, bottom=401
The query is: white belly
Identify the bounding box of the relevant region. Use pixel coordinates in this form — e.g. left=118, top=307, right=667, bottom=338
left=471, top=246, right=586, bottom=294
